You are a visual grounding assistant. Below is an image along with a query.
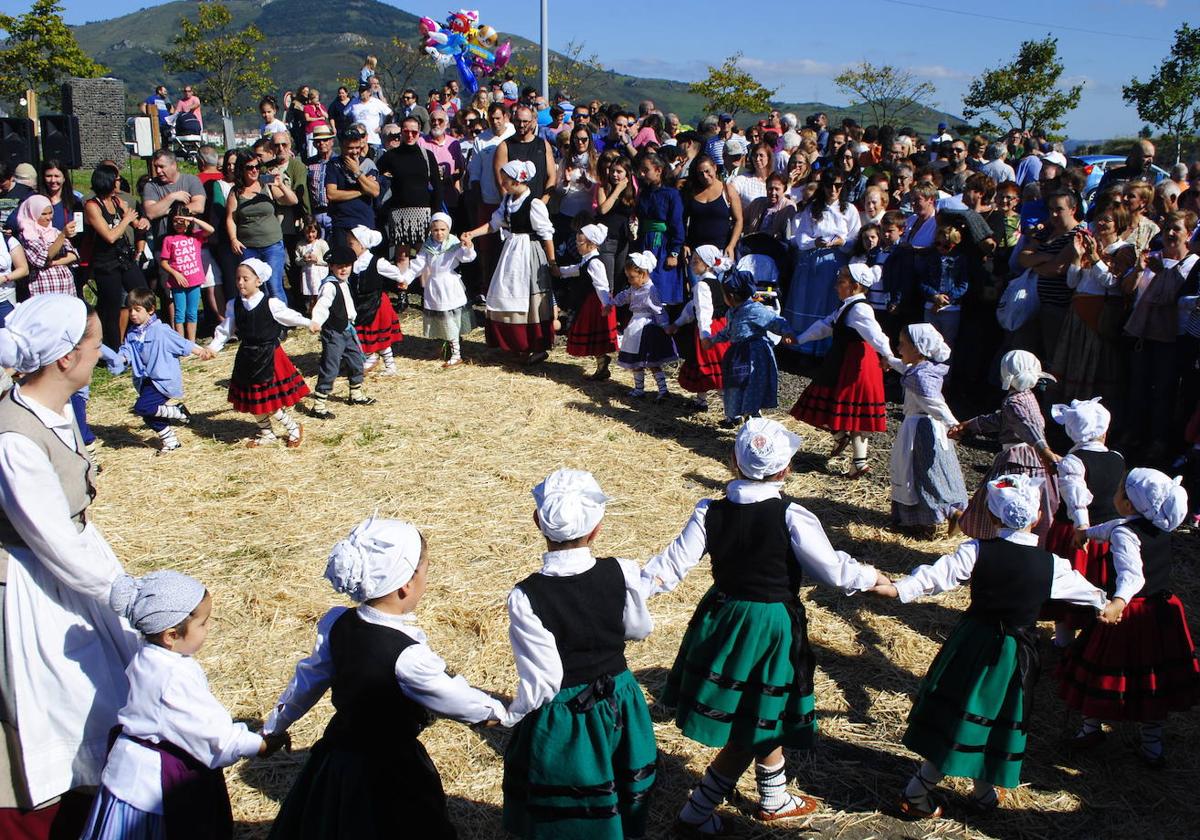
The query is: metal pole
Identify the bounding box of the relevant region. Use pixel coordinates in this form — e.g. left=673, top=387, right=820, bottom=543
left=540, top=0, right=549, bottom=99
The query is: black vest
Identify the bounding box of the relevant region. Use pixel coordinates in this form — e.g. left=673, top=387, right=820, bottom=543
left=319, top=279, right=350, bottom=332
left=323, top=610, right=430, bottom=748
left=232, top=296, right=281, bottom=385
left=1055, top=449, right=1125, bottom=524
left=1109, top=518, right=1172, bottom=599
left=702, top=276, right=729, bottom=319
left=813, top=299, right=868, bottom=387
left=504, top=194, right=535, bottom=236
left=518, top=557, right=628, bottom=687
left=503, top=137, right=548, bottom=199
left=349, top=256, right=385, bottom=325
left=967, top=538, right=1055, bottom=628
left=706, top=497, right=802, bottom=603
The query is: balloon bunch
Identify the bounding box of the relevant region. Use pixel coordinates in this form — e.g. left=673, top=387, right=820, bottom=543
left=417, top=9, right=512, bottom=96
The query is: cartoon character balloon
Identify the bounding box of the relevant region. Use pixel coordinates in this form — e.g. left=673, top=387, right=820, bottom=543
left=418, top=9, right=511, bottom=96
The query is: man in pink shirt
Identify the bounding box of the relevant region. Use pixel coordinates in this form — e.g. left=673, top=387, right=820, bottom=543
left=174, top=86, right=203, bottom=135
left=420, top=108, right=465, bottom=209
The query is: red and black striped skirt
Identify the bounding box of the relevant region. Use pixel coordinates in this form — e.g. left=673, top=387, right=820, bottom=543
left=355, top=294, right=403, bottom=354
left=566, top=289, right=617, bottom=357
left=677, top=316, right=727, bottom=393
left=789, top=342, right=886, bottom=433
left=228, top=345, right=310, bottom=414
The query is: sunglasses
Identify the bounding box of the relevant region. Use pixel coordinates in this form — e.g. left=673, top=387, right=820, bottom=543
left=401, top=128, right=420, bottom=136
left=244, top=163, right=260, bottom=170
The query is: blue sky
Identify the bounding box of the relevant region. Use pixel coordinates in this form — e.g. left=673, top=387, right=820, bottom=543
left=9, top=0, right=1196, bottom=138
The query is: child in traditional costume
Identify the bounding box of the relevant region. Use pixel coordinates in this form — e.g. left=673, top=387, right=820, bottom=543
left=951, top=350, right=1061, bottom=544
left=462, top=160, right=557, bottom=365
left=557, top=222, right=618, bottom=380
left=702, top=270, right=796, bottom=427
left=307, top=245, right=377, bottom=420
left=81, top=571, right=285, bottom=840
left=789, top=263, right=896, bottom=478
left=396, top=213, right=477, bottom=368
left=1058, top=468, right=1200, bottom=766
left=1043, top=398, right=1125, bottom=647
left=264, top=518, right=505, bottom=839
left=208, top=259, right=310, bottom=448
left=347, top=225, right=405, bottom=375
left=502, top=469, right=657, bottom=839
left=613, top=251, right=679, bottom=399
left=643, top=419, right=887, bottom=834
left=872, top=474, right=1107, bottom=819
left=669, top=244, right=732, bottom=411
left=887, top=323, right=967, bottom=536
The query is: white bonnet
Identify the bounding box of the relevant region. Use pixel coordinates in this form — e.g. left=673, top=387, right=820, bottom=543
left=986, top=473, right=1044, bottom=530
left=905, top=323, right=951, bottom=363
left=0, top=294, right=88, bottom=374
left=325, top=517, right=425, bottom=602
left=734, top=418, right=802, bottom=480
left=1050, top=397, right=1111, bottom=445
left=1125, top=468, right=1188, bottom=532
left=532, top=468, right=610, bottom=542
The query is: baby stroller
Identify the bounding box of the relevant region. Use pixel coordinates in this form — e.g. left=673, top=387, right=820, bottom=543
left=735, top=251, right=784, bottom=346
left=167, top=112, right=203, bottom=164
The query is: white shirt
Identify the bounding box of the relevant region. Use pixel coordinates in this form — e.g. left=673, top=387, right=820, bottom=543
left=642, top=480, right=880, bottom=597
left=794, top=293, right=894, bottom=359
left=728, top=174, right=767, bottom=212
left=503, top=549, right=653, bottom=728
left=263, top=606, right=504, bottom=736
left=1066, top=260, right=1122, bottom=297
left=466, top=124, right=516, bottom=205
left=1084, top=518, right=1147, bottom=603
left=673, top=272, right=718, bottom=338
left=0, top=232, right=23, bottom=304
left=102, top=644, right=262, bottom=814
left=1057, top=442, right=1110, bottom=527
left=208, top=291, right=312, bottom=352
left=311, top=275, right=357, bottom=327
left=489, top=190, right=555, bottom=240
left=397, top=243, right=476, bottom=311
left=558, top=253, right=611, bottom=307
left=980, top=158, right=1016, bottom=184
left=260, top=118, right=288, bottom=136
left=894, top=529, right=1107, bottom=609
left=788, top=204, right=861, bottom=250
left=348, top=98, right=393, bottom=146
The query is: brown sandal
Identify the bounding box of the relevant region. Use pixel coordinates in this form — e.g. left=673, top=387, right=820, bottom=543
left=756, top=794, right=819, bottom=821
left=897, top=794, right=943, bottom=820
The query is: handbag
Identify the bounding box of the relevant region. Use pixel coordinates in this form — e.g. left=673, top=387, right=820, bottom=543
left=996, top=269, right=1039, bottom=331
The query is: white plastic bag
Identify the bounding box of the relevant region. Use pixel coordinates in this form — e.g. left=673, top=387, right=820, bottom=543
left=996, top=269, right=1039, bottom=332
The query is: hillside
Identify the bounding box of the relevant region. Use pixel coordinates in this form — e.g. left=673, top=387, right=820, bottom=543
left=73, top=0, right=960, bottom=132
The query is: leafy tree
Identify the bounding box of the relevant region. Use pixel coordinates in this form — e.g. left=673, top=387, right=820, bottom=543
left=689, top=52, right=777, bottom=118
left=161, top=1, right=274, bottom=119
left=374, top=37, right=426, bottom=100
left=507, top=39, right=607, bottom=100
left=0, top=0, right=106, bottom=109
left=962, top=36, right=1082, bottom=134
left=1122, top=23, right=1200, bottom=165
left=834, top=61, right=936, bottom=127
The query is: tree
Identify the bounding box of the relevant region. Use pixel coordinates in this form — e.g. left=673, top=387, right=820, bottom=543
left=1122, top=23, right=1200, bottom=165
left=506, top=39, right=607, bottom=100
left=161, top=1, right=275, bottom=119
left=374, top=37, right=426, bottom=100
left=0, top=0, right=106, bottom=110
left=834, top=61, right=936, bottom=127
left=689, top=52, right=778, bottom=118
left=962, top=36, right=1082, bottom=134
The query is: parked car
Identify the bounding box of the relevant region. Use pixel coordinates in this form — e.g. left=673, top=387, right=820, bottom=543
left=1069, top=154, right=1168, bottom=203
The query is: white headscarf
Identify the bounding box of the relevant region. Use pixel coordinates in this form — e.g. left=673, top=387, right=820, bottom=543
left=110, top=571, right=207, bottom=636
left=847, top=262, right=879, bottom=289
left=325, top=517, right=424, bottom=602
left=501, top=160, right=537, bottom=183
left=986, top=473, right=1044, bottom=530
left=351, top=225, right=384, bottom=250
left=735, top=418, right=803, bottom=480
left=430, top=212, right=453, bottom=229
left=240, top=258, right=272, bottom=285
left=1125, top=468, right=1188, bottom=532
left=0, top=294, right=88, bottom=374
left=532, top=468, right=610, bottom=542
left=628, top=251, right=657, bottom=272
left=1050, top=397, right=1111, bottom=445
left=905, top=323, right=951, bottom=363
left=999, top=350, right=1053, bottom=391
left=694, top=244, right=730, bottom=273
left=579, top=223, right=608, bottom=246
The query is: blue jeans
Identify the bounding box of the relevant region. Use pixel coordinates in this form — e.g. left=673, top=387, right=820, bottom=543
left=172, top=287, right=201, bottom=324
left=0, top=299, right=13, bottom=327
left=241, top=241, right=287, bottom=302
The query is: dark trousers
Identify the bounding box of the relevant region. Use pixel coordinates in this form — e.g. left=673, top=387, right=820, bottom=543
left=133, top=380, right=169, bottom=432
left=1128, top=337, right=1178, bottom=453
left=93, top=261, right=147, bottom=350
left=317, top=325, right=365, bottom=393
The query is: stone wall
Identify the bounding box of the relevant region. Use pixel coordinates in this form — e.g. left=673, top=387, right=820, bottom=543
left=62, top=77, right=128, bottom=168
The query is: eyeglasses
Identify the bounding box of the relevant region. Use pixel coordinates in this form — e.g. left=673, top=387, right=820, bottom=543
left=244, top=164, right=260, bottom=171
left=575, top=113, right=590, bottom=119
left=401, top=128, right=420, bottom=136
left=573, top=135, right=590, bottom=143
left=383, top=133, right=402, bottom=140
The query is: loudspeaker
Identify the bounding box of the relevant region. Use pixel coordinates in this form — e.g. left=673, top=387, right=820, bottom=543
left=40, top=115, right=81, bottom=170
left=0, top=119, right=37, bottom=171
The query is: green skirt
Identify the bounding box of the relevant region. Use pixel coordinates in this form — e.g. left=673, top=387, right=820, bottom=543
left=902, top=615, right=1032, bottom=788
left=503, top=669, right=657, bottom=840
left=662, top=587, right=817, bottom=751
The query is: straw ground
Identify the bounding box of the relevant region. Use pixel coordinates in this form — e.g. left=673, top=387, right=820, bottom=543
left=85, top=312, right=1200, bottom=839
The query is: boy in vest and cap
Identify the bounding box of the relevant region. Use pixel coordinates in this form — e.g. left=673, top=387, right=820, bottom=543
left=872, top=473, right=1108, bottom=819
left=308, top=245, right=377, bottom=419
left=502, top=468, right=658, bottom=839
left=644, top=418, right=888, bottom=835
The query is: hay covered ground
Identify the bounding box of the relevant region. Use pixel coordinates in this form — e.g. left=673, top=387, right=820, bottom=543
left=85, top=312, right=1200, bottom=839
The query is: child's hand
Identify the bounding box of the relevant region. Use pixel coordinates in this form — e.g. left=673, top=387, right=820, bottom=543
left=947, top=423, right=966, bottom=440
left=781, top=334, right=797, bottom=345
left=308, top=321, right=321, bottom=334
left=869, top=582, right=899, bottom=598
left=259, top=732, right=290, bottom=756
left=196, top=346, right=216, bottom=361
left=1099, top=597, right=1126, bottom=625
left=549, top=265, right=561, bottom=278
left=1073, top=527, right=1089, bottom=549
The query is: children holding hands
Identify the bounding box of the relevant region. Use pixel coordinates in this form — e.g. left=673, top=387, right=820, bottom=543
left=397, top=213, right=477, bottom=368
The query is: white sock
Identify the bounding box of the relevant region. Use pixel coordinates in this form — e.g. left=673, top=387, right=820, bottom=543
left=155, top=403, right=186, bottom=422
left=755, top=759, right=799, bottom=814
left=851, top=434, right=868, bottom=466
left=273, top=408, right=300, bottom=439
left=380, top=346, right=396, bottom=370
left=156, top=427, right=180, bottom=450
left=448, top=339, right=461, bottom=362
left=254, top=414, right=277, bottom=441
left=679, top=766, right=736, bottom=828
left=653, top=370, right=668, bottom=395
left=902, top=761, right=943, bottom=809
left=363, top=352, right=379, bottom=369
left=632, top=370, right=645, bottom=392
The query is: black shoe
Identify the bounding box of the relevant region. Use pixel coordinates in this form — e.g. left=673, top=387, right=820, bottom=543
left=177, top=403, right=192, bottom=425
left=348, top=395, right=377, bottom=406
left=308, top=403, right=336, bottom=419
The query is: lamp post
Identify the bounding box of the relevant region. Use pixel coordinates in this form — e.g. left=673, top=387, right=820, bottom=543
left=540, top=0, right=549, bottom=99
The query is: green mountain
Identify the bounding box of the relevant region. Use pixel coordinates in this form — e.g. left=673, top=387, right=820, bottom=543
left=74, top=0, right=960, bottom=132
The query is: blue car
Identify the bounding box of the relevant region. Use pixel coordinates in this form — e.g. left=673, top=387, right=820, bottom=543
left=1069, top=154, right=1169, bottom=203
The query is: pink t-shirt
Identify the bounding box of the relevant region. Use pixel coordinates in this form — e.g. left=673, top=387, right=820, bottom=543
left=160, top=233, right=207, bottom=289
left=175, top=95, right=202, bottom=129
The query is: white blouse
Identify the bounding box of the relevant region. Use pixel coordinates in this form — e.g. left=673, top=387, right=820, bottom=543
left=311, top=277, right=356, bottom=327
left=642, top=480, right=880, bottom=597
left=262, top=606, right=504, bottom=737
left=398, top=243, right=476, bottom=311
left=1056, top=442, right=1111, bottom=527
left=788, top=204, right=861, bottom=250
left=794, top=293, right=894, bottom=359
left=894, top=529, right=1107, bottom=608
left=1084, top=517, right=1147, bottom=603
left=102, top=644, right=263, bottom=814
left=489, top=191, right=555, bottom=241
left=558, top=253, right=611, bottom=307
left=208, top=291, right=311, bottom=353
left=503, top=548, right=653, bottom=728
left=673, top=273, right=718, bottom=338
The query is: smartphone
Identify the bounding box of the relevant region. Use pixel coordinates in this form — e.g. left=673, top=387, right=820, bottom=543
left=259, top=173, right=276, bottom=185
left=72, top=211, right=83, bottom=230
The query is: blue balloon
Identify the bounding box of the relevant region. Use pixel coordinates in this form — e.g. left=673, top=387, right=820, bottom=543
left=454, top=53, right=479, bottom=95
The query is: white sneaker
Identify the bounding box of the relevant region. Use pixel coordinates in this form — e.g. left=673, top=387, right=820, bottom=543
left=378, top=365, right=398, bottom=376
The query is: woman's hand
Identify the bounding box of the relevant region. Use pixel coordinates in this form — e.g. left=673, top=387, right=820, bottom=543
left=947, top=422, right=966, bottom=440
left=230, top=238, right=245, bottom=256
left=63, top=220, right=78, bottom=238
left=665, top=255, right=678, bottom=269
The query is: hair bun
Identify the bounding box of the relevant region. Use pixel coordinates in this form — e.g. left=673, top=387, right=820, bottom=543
left=108, top=574, right=142, bottom=621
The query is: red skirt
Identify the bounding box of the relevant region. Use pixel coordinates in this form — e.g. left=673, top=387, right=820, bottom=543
left=355, top=294, right=403, bottom=354
left=485, top=316, right=555, bottom=354
left=566, top=289, right=617, bottom=357
left=228, top=345, right=310, bottom=414
left=1058, top=594, right=1200, bottom=721
left=789, top=342, right=886, bottom=433
left=677, top=316, right=727, bottom=393
left=1041, top=518, right=1111, bottom=622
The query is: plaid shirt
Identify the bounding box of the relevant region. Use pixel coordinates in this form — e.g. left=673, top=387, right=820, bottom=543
left=23, top=234, right=78, bottom=297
